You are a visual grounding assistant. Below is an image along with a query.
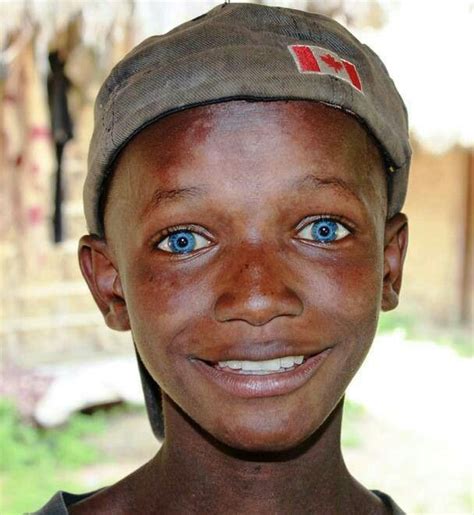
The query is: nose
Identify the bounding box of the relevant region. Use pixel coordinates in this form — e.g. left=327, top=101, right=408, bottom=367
left=214, top=245, right=304, bottom=326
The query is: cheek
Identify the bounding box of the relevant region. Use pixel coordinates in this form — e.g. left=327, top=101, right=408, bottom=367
left=330, top=250, right=384, bottom=363
left=332, top=253, right=383, bottom=311
left=303, top=245, right=383, bottom=313
left=121, top=258, right=214, bottom=366
left=125, top=257, right=209, bottom=322
left=299, top=244, right=384, bottom=369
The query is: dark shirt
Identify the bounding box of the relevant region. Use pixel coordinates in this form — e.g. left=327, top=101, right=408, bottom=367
left=32, top=489, right=406, bottom=514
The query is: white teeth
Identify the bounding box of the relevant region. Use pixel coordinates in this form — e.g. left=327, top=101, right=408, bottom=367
left=242, top=360, right=264, bottom=371
left=225, top=360, right=242, bottom=370
left=242, top=358, right=281, bottom=371
left=217, top=355, right=304, bottom=373
left=280, top=356, right=295, bottom=368
left=263, top=358, right=282, bottom=371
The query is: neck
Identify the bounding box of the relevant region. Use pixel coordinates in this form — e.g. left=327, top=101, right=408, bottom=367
left=142, top=396, right=373, bottom=514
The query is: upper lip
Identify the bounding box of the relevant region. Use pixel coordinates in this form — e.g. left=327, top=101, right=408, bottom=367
left=190, top=339, right=330, bottom=363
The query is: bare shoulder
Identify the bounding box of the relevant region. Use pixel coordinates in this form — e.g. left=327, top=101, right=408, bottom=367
left=69, top=460, right=159, bottom=515
left=68, top=485, right=127, bottom=515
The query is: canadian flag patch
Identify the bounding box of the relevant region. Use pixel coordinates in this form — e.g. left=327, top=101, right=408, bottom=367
left=289, top=44, right=363, bottom=92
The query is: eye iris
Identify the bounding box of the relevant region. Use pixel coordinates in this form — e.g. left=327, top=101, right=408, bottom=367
left=168, top=231, right=196, bottom=253
left=311, top=220, right=338, bottom=242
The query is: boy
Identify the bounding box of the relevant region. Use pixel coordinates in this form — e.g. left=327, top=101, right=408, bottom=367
left=36, top=3, right=410, bottom=513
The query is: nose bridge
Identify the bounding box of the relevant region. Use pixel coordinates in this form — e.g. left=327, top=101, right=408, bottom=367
left=214, top=241, right=303, bottom=325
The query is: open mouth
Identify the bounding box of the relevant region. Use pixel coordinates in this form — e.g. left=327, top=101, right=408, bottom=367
left=213, top=355, right=307, bottom=375
left=195, top=349, right=332, bottom=398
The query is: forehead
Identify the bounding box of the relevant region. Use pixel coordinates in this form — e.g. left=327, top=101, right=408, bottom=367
left=106, top=100, right=386, bottom=226
left=118, top=100, right=379, bottom=165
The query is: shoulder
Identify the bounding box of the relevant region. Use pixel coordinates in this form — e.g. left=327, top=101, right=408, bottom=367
left=30, top=490, right=100, bottom=515
left=371, top=490, right=406, bottom=515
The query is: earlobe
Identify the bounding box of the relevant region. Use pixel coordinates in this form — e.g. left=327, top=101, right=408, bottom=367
left=78, top=235, right=130, bottom=331
left=381, top=213, right=409, bottom=312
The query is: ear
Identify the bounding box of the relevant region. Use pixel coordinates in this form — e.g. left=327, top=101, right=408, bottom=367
left=78, top=235, right=130, bottom=331
left=381, top=213, right=409, bottom=312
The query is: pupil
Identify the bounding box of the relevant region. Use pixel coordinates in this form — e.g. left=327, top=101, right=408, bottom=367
left=318, top=225, right=330, bottom=237
left=177, top=237, right=188, bottom=247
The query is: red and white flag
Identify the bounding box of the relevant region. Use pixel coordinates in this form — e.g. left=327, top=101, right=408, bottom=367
left=289, top=44, right=363, bottom=92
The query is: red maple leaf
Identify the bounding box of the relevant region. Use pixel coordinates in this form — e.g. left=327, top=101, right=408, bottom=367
left=321, top=54, right=343, bottom=73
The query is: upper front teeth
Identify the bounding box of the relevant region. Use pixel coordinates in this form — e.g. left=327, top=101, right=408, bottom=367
left=218, top=355, right=304, bottom=373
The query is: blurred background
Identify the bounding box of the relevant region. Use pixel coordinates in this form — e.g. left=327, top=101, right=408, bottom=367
left=1, top=0, right=473, bottom=513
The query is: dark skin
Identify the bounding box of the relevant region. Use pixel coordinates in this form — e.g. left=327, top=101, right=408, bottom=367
left=75, top=100, right=408, bottom=514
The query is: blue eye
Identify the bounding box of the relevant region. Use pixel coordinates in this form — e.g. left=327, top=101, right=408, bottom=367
left=298, top=218, right=350, bottom=243
left=157, top=229, right=211, bottom=254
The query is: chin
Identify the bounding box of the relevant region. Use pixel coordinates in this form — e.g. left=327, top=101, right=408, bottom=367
left=209, top=410, right=324, bottom=455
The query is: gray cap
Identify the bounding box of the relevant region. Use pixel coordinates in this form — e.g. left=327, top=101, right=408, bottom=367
left=85, top=1, right=411, bottom=236
left=85, top=2, right=411, bottom=439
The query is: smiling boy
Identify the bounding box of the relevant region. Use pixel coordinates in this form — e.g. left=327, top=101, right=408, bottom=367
left=36, top=3, right=410, bottom=514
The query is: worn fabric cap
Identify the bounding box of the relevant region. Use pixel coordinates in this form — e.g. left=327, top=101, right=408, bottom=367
left=85, top=1, right=410, bottom=236
left=85, top=2, right=411, bottom=440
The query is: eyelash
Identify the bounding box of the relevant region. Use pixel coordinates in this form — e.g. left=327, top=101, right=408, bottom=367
left=155, top=225, right=213, bottom=255
left=295, top=215, right=353, bottom=245
left=154, top=216, right=353, bottom=255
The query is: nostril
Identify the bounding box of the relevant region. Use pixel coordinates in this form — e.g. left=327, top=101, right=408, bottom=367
left=214, top=287, right=303, bottom=325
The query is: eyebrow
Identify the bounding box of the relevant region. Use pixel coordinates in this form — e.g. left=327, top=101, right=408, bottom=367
left=139, top=174, right=362, bottom=220
left=140, top=185, right=207, bottom=220
left=290, top=173, right=363, bottom=205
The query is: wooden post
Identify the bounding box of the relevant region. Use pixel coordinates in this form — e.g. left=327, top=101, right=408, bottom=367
left=460, top=150, right=473, bottom=325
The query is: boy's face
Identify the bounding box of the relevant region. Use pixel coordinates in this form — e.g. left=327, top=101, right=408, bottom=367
left=81, top=100, right=407, bottom=452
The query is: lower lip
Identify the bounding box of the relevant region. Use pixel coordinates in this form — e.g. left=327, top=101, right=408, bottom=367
left=192, top=349, right=332, bottom=399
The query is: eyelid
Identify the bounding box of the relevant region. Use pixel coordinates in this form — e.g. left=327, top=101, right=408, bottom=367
left=295, top=215, right=353, bottom=243
left=153, top=224, right=214, bottom=253
left=155, top=224, right=212, bottom=240
left=294, top=214, right=354, bottom=233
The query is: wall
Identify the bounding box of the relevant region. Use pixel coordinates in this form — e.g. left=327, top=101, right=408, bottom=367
left=401, top=143, right=472, bottom=325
